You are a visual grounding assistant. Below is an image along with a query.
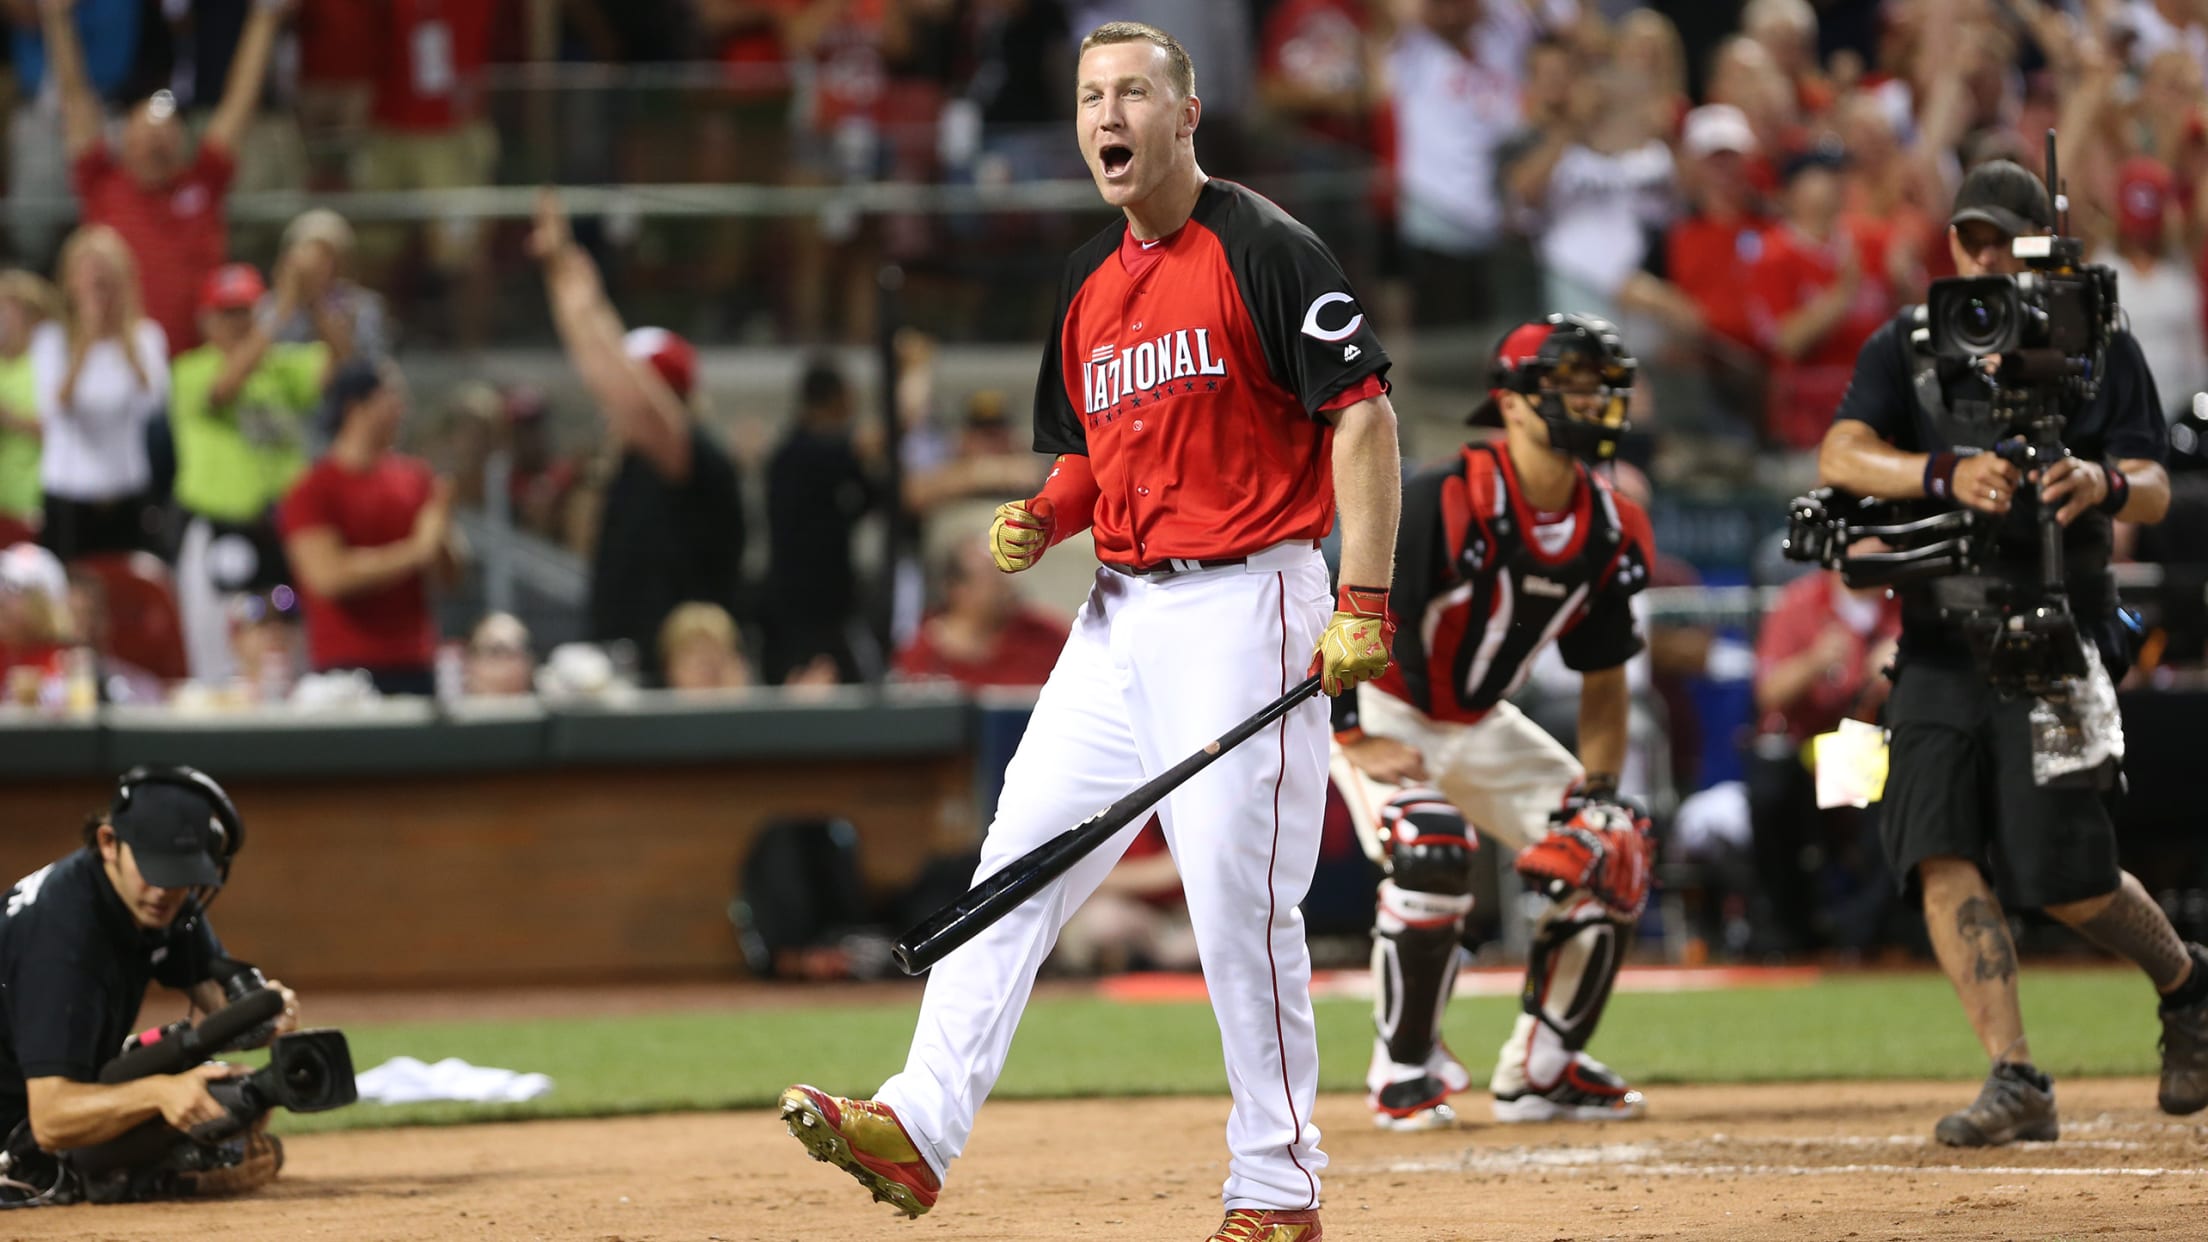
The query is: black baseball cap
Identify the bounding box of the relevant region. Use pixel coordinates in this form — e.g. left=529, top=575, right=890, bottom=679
left=1949, top=159, right=2054, bottom=237
left=110, top=784, right=226, bottom=889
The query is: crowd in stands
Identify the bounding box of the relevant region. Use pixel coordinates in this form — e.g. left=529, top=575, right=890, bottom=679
left=10, top=2, right=2208, bottom=961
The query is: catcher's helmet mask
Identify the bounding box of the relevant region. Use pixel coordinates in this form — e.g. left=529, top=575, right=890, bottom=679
left=1470, top=313, right=1638, bottom=462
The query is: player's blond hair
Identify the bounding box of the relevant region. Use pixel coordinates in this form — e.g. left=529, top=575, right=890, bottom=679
left=1079, top=22, right=1196, bottom=101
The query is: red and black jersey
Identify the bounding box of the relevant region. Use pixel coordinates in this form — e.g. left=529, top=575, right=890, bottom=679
left=1336, top=443, right=1653, bottom=732
left=1033, top=179, right=1390, bottom=565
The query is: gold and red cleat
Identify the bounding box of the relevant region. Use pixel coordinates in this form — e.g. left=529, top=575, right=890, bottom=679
left=1208, top=1208, right=1324, bottom=1241
left=778, top=1084, right=941, bottom=1218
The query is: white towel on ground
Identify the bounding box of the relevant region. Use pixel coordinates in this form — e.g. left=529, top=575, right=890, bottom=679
left=354, top=1056, right=554, bottom=1104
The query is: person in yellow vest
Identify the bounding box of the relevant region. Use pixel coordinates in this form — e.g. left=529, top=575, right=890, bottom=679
left=0, top=273, right=59, bottom=547
left=169, top=263, right=336, bottom=686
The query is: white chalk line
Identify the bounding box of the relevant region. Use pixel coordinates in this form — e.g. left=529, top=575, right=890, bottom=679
left=1348, top=1135, right=2208, bottom=1179
left=1362, top=1154, right=2208, bottom=1179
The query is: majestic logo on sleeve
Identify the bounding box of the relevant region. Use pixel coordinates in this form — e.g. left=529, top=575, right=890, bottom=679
left=1082, top=329, right=1229, bottom=417
left=1300, top=291, right=1365, bottom=343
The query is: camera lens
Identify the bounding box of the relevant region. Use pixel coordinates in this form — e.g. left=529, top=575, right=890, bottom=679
left=1950, top=295, right=2010, bottom=353
left=283, top=1045, right=330, bottom=1096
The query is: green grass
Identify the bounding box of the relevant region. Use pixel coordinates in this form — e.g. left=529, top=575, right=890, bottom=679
left=268, top=968, right=2167, bottom=1134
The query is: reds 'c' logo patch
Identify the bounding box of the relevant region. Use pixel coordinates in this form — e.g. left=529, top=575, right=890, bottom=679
left=1301, top=291, right=1364, bottom=343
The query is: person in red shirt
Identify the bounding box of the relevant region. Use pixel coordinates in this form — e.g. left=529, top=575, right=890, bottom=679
left=782, top=22, right=1401, bottom=1242
left=892, top=541, right=1070, bottom=689
left=278, top=359, right=461, bottom=697
left=1748, top=557, right=1901, bottom=954
left=1747, top=147, right=1900, bottom=451
left=39, top=0, right=290, bottom=355
left=1668, top=104, right=1770, bottom=352
left=1754, top=558, right=1901, bottom=747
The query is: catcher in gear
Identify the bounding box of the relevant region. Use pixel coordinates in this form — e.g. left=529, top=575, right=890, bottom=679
left=1330, top=314, right=1657, bottom=1129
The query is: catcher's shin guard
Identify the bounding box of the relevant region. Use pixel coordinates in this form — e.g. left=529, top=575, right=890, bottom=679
left=1491, top=894, right=1644, bottom=1120
left=1373, top=880, right=1471, bottom=1072
left=1367, top=789, right=1476, bottom=1128
left=1522, top=897, right=1627, bottom=1055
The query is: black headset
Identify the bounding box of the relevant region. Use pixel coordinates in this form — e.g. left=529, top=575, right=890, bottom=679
left=109, top=765, right=245, bottom=889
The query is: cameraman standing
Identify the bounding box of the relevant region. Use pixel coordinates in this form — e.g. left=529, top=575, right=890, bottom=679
left=0, top=766, right=300, bottom=1204
left=1818, top=160, right=2208, bottom=1146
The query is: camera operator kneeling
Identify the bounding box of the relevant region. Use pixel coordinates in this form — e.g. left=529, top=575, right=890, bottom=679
left=1817, top=158, right=2208, bottom=1147
left=0, top=766, right=324, bottom=1206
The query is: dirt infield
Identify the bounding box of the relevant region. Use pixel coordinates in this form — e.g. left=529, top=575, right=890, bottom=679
left=10, top=1079, right=2202, bottom=1241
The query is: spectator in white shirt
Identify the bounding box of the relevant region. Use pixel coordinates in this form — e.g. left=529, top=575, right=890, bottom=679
left=31, top=224, right=168, bottom=561
left=1388, top=0, right=1531, bottom=326
left=1505, top=63, right=1700, bottom=344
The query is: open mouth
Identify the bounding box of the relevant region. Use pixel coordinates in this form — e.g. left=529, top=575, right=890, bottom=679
left=1099, top=144, right=1134, bottom=179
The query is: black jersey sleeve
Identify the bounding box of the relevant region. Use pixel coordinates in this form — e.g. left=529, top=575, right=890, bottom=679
left=1831, top=314, right=1914, bottom=442
left=1209, top=185, right=1391, bottom=419
left=1556, top=587, right=1645, bottom=672
left=1033, top=223, right=1122, bottom=457
left=2099, top=330, right=2170, bottom=463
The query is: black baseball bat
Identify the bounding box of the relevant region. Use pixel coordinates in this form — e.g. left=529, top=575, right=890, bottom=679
left=893, top=672, right=1326, bottom=975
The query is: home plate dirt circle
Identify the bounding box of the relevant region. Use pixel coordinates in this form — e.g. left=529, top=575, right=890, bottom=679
left=5, top=1080, right=2200, bottom=1240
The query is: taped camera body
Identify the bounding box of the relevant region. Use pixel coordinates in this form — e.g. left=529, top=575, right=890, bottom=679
left=66, top=987, right=356, bottom=1182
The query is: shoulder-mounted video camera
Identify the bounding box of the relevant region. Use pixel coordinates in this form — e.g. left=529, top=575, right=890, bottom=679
left=1787, top=132, right=2116, bottom=702
left=1924, top=236, right=2118, bottom=385
left=65, top=984, right=356, bottom=1180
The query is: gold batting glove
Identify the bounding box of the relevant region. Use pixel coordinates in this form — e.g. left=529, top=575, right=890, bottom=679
left=1310, top=585, right=1393, bottom=697
left=989, top=497, right=1054, bottom=574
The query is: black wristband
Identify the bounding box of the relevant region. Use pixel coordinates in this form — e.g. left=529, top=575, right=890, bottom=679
left=2098, top=464, right=2130, bottom=516
left=1923, top=451, right=1961, bottom=500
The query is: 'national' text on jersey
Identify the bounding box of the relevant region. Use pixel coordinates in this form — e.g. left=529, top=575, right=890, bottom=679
left=1082, top=329, right=1230, bottom=422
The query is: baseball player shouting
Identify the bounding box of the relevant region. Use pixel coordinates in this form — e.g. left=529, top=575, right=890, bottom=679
left=1333, top=314, right=1656, bottom=1131
left=781, top=21, right=1400, bottom=1242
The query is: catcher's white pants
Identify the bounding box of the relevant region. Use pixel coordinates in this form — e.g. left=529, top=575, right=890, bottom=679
left=877, top=543, right=1332, bottom=1212
left=1328, top=687, right=1613, bottom=1095
left=1329, top=689, right=1582, bottom=857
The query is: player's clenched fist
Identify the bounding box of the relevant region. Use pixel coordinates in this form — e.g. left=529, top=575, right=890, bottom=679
left=1310, top=585, right=1393, bottom=696
left=989, top=497, right=1055, bottom=574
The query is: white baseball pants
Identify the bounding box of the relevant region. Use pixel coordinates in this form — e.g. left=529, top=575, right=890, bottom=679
left=877, top=541, right=1332, bottom=1212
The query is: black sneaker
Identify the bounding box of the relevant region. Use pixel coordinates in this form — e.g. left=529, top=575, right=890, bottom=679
left=2158, top=946, right=2208, bottom=1116
left=1935, top=1062, right=2058, bottom=1146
